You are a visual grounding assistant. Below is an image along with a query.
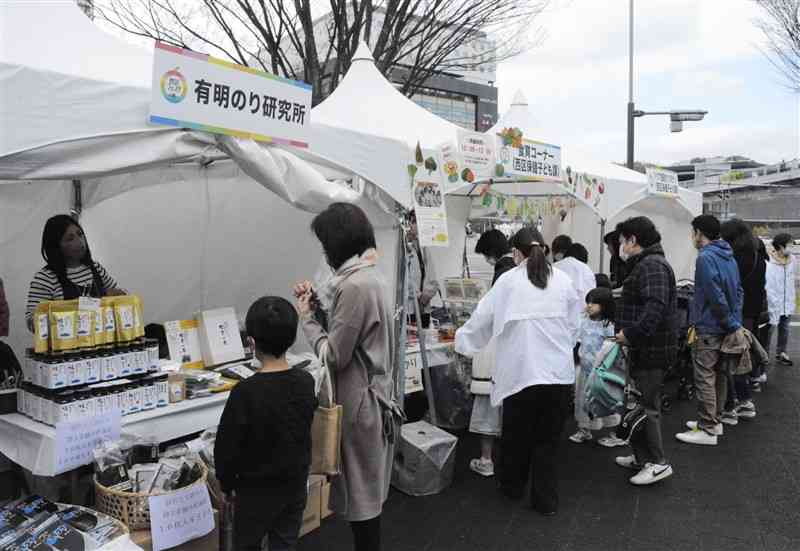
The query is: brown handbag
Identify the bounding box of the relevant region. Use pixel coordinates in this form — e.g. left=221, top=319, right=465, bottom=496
left=310, top=363, right=343, bottom=475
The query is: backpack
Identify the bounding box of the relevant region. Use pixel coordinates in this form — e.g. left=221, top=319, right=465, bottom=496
left=583, top=341, right=627, bottom=420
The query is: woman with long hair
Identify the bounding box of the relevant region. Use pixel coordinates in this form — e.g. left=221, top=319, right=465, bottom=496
left=720, top=218, right=766, bottom=418
left=25, top=215, right=125, bottom=331
left=295, top=203, right=400, bottom=551
left=455, top=227, right=581, bottom=515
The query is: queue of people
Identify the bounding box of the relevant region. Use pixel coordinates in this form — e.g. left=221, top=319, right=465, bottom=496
left=3, top=207, right=795, bottom=549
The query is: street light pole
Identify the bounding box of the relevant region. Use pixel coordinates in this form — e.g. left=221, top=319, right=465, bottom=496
left=626, top=0, right=635, bottom=169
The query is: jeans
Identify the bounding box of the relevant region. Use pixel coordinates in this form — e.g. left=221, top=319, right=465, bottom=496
left=775, top=315, right=791, bottom=355
left=499, top=384, right=571, bottom=512
left=234, top=487, right=307, bottom=551
left=692, top=334, right=728, bottom=432
left=629, top=369, right=666, bottom=465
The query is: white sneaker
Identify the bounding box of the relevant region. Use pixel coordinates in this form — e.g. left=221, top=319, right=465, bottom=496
left=615, top=455, right=642, bottom=471
left=598, top=435, right=627, bottom=448
left=756, top=373, right=768, bottom=383
left=569, top=429, right=592, bottom=443
left=685, top=421, right=723, bottom=435
left=721, top=410, right=739, bottom=426
left=630, top=463, right=673, bottom=486
left=469, top=458, right=495, bottom=477
left=736, top=401, right=757, bottom=419
left=676, top=428, right=718, bottom=446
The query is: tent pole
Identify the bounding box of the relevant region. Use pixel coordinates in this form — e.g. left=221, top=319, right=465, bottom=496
left=406, top=237, right=439, bottom=427
left=598, top=218, right=606, bottom=273
left=70, top=179, right=82, bottom=219
left=394, top=220, right=408, bottom=410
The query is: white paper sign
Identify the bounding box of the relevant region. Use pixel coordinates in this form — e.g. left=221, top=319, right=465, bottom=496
left=457, top=130, right=496, bottom=182
left=150, top=42, right=312, bottom=147
left=409, top=148, right=449, bottom=247
left=646, top=167, right=679, bottom=197
left=149, top=483, right=214, bottom=551
left=54, top=410, right=121, bottom=475
left=404, top=352, right=423, bottom=395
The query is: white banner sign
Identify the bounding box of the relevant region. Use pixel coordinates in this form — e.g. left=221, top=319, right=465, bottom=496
left=149, top=483, right=214, bottom=551
left=150, top=42, right=312, bottom=147
left=496, top=136, right=562, bottom=181
left=646, top=167, right=679, bottom=197
left=54, top=410, right=121, bottom=475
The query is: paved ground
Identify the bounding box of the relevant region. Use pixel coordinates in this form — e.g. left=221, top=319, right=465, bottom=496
left=299, top=325, right=800, bottom=551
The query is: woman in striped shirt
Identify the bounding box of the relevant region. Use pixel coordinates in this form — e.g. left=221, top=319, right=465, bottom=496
left=25, top=215, right=126, bottom=331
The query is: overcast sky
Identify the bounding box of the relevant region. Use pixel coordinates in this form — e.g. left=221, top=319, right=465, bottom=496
left=495, top=0, right=798, bottom=166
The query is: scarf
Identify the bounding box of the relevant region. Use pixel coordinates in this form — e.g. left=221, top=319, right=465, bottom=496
left=318, top=248, right=378, bottom=312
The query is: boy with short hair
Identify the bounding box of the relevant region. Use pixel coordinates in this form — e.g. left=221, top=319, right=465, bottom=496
left=215, top=296, right=318, bottom=551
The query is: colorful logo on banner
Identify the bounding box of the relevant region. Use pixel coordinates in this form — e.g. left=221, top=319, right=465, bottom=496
left=150, top=42, right=312, bottom=148
left=161, top=68, right=188, bottom=104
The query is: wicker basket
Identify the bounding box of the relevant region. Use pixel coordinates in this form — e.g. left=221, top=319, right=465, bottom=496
left=94, top=463, right=209, bottom=530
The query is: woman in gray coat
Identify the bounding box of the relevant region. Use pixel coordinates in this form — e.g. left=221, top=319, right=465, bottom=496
left=296, top=203, right=399, bottom=551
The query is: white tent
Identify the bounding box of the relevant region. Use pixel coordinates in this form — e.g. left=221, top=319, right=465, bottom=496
left=481, top=91, right=703, bottom=279
left=0, top=2, right=408, bottom=357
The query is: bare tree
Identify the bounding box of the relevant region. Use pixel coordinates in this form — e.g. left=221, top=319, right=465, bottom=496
left=95, top=0, right=548, bottom=105
left=754, top=0, right=800, bottom=91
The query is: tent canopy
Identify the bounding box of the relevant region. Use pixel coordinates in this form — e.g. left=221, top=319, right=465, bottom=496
left=312, top=43, right=463, bottom=149
left=0, top=2, right=412, bottom=212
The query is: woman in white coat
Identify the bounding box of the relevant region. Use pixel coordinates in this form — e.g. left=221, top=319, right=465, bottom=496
left=766, top=233, right=797, bottom=366
left=455, top=227, right=581, bottom=515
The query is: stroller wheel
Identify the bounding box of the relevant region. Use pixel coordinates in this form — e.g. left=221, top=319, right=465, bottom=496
left=661, top=394, right=672, bottom=413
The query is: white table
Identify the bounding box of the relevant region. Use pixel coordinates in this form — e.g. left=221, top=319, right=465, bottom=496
left=0, top=393, right=229, bottom=477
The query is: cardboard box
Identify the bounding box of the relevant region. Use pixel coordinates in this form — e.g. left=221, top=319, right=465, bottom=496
left=131, top=510, right=219, bottom=551
left=300, top=475, right=324, bottom=537
left=321, top=478, right=333, bottom=520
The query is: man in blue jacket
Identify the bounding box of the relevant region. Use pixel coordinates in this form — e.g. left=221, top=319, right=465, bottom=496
left=677, top=215, right=743, bottom=446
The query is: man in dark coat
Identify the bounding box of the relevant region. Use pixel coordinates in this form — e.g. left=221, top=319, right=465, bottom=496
left=613, top=217, right=677, bottom=486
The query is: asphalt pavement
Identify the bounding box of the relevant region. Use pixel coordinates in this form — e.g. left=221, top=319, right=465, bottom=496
left=300, top=323, right=800, bottom=551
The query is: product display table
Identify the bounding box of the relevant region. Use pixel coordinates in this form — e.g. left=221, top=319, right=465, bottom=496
left=0, top=393, right=229, bottom=477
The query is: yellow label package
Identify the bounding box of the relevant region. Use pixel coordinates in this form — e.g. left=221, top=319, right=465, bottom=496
left=75, top=310, right=95, bottom=350
left=101, top=299, right=117, bottom=346
left=132, top=295, right=145, bottom=338
left=49, top=301, right=79, bottom=353
left=113, top=296, right=137, bottom=343
left=33, top=302, right=51, bottom=354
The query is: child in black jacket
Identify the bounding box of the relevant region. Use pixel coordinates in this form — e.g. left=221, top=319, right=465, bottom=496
left=215, top=296, right=318, bottom=551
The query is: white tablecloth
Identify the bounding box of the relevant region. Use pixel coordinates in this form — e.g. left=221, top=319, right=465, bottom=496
left=0, top=393, right=229, bottom=476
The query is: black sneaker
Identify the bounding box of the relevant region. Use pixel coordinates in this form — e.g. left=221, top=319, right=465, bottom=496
left=778, top=353, right=794, bottom=366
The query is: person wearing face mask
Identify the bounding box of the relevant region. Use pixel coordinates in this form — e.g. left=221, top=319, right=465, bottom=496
left=26, top=215, right=126, bottom=332
left=676, top=215, right=743, bottom=447
left=456, top=228, right=581, bottom=515
left=555, top=242, right=596, bottom=307
left=295, top=203, right=401, bottom=551
left=604, top=230, right=628, bottom=288
left=467, top=229, right=517, bottom=477
left=551, top=235, right=573, bottom=263
left=612, top=216, right=677, bottom=485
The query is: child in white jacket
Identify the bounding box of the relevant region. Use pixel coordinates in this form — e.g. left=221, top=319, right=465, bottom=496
left=766, top=233, right=796, bottom=366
